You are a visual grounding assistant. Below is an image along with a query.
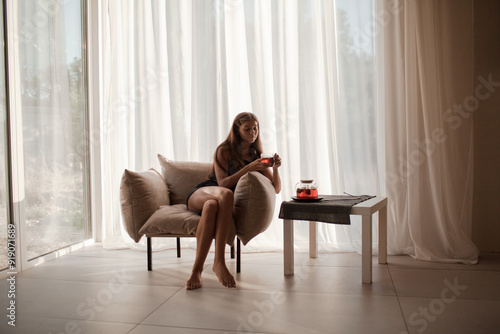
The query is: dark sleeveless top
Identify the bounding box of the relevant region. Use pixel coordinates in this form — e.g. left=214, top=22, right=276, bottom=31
left=185, top=159, right=255, bottom=207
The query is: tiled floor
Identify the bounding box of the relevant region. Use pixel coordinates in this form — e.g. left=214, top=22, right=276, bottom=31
left=1, top=244, right=500, bottom=334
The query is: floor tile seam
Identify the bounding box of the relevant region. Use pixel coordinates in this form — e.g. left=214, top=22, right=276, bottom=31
left=64, top=255, right=199, bottom=263
left=69, top=253, right=147, bottom=259
left=126, top=323, right=141, bottom=333
left=65, top=252, right=147, bottom=258
left=202, top=281, right=397, bottom=296
left=16, top=314, right=139, bottom=326
left=283, top=291, right=399, bottom=298
left=387, top=267, right=500, bottom=272
left=388, top=264, right=410, bottom=334
left=70, top=250, right=201, bottom=256
left=136, top=285, right=185, bottom=325
left=12, top=278, right=397, bottom=297
left=14, top=276, right=187, bottom=289
left=188, top=288, right=398, bottom=298
left=18, top=264, right=200, bottom=274
left=254, top=264, right=390, bottom=271
left=66, top=258, right=149, bottom=263
left=236, top=251, right=283, bottom=254
left=130, top=323, right=275, bottom=333
left=137, top=321, right=285, bottom=334
left=290, top=264, right=389, bottom=268
left=395, top=295, right=500, bottom=302
left=15, top=263, right=212, bottom=285
left=180, top=286, right=287, bottom=294
left=98, top=281, right=186, bottom=289
left=200, top=287, right=402, bottom=299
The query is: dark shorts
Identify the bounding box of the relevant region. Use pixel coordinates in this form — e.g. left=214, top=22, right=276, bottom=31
left=186, top=179, right=219, bottom=208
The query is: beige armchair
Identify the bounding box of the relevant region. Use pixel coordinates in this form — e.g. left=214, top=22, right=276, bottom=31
left=120, top=154, right=276, bottom=272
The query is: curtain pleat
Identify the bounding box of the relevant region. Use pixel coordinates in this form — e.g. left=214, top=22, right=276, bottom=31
left=383, top=0, right=478, bottom=263
left=100, top=0, right=478, bottom=264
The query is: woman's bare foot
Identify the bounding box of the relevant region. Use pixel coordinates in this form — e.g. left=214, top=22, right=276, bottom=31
left=213, top=262, right=236, bottom=288
left=186, top=271, right=202, bottom=290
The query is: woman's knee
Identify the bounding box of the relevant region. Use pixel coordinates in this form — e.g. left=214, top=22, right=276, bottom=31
left=217, top=188, right=234, bottom=207
left=202, top=199, right=219, bottom=219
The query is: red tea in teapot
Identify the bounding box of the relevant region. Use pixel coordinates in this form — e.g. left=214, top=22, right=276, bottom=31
left=296, top=188, right=318, bottom=199
left=295, top=180, right=318, bottom=199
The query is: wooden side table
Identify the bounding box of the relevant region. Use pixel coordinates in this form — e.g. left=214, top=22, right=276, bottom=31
left=280, top=196, right=387, bottom=283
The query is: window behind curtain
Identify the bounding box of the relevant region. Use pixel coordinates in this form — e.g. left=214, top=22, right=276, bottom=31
left=17, top=0, right=90, bottom=260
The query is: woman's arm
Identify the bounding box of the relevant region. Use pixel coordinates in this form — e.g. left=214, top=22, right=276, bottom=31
left=214, top=148, right=269, bottom=189
left=261, top=153, right=282, bottom=194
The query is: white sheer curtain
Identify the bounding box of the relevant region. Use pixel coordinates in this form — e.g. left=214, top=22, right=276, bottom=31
left=101, top=0, right=381, bottom=253
left=380, top=0, right=478, bottom=263
left=100, top=0, right=478, bottom=264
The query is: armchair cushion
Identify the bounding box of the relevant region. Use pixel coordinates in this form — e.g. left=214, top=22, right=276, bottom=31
left=158, top=154, right=211, bottom=205
left=233, top=171, right=276, bottom=245
left=139, top=204, right=237, bottom=245
left=120, top=168, right=169, bottom=242
left=139, top=204, right=201, bottom=236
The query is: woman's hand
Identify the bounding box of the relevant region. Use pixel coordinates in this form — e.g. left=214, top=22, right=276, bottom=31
left=273, top=153, right=282, bottom=169
left=255, top=153, right=282, bottom=194
left=247, top=158, right=269, bottom=171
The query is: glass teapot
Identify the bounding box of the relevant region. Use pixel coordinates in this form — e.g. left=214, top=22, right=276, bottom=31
left=295, top=180, right=318, bottom=199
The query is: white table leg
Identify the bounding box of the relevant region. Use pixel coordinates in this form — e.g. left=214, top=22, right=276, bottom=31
left=362, top=214, right=372, bottom=284
left=378, top=205, right=387, bottom=264
left=284, top=219, right=294, bottom=275
left=309, top=221, right=318, bottom=258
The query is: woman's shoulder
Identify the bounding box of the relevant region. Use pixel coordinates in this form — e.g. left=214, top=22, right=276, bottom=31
left=215, top=145, right=231, bottom=159
left=215, top=145, right=235, bottom=169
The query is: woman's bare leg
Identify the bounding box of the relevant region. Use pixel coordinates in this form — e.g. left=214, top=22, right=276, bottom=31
left=211, top=189, right=235, bottom=287
left=186, top=187, right=236, bottom=289
left=186, top=198, right=218, bottom=290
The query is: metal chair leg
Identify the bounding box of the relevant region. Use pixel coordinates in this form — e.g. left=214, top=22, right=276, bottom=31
left=177, top=237, right=181, bottom=258
left=237, top=237, right=241, bottom=273
left=147, top=237, right=152, bottom=271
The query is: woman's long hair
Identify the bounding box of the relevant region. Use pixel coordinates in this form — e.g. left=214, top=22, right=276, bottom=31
left=212, top=112, right=263, bottom=175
